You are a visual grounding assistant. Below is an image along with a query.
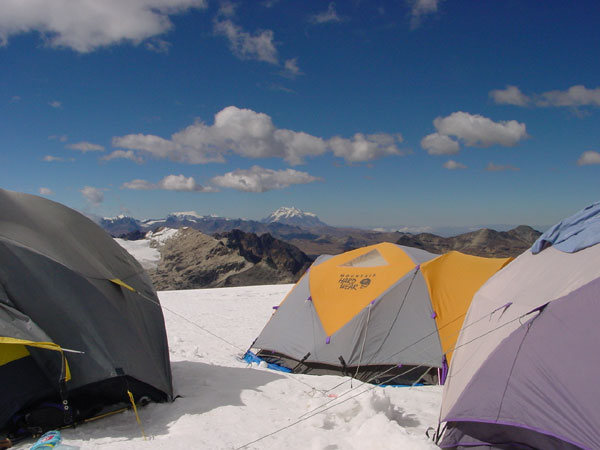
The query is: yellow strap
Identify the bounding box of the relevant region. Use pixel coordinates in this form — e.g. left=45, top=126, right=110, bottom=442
left=127, top=390, right=147, bottom=440
left=109, top=278, right=136, bottom=292
left=0, top=337, right=71, bottom=381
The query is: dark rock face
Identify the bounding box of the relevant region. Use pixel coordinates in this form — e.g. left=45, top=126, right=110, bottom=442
left=117, top=229, right=146, bottom=241
left=395, top=225, right=542, bottom=258
left=150, top=228, right=312, bottom=291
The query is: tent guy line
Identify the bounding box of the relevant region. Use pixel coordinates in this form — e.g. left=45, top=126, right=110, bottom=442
left=235, top=302, right=552, bottom=450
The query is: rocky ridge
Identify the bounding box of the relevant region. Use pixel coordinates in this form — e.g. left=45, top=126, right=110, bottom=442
left=150, top=228, right=312, bottom=291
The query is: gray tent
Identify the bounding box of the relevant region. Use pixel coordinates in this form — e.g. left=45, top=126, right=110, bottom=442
left=0, top=189, right=172, bottom=432
left=250, top=243, right=510, bottom=385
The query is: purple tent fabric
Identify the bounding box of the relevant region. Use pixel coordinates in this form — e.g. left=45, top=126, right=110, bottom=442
left=441, top=276, right=600, bottom=449
left=532, top=201, right=600, bottom=254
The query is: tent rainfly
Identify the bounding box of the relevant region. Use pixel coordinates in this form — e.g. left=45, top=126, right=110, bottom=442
left=249, top=242, right=511, bottom=385
left=0, top=189, right=173, bottom=434
left=438, top=202, right=600, bottom=449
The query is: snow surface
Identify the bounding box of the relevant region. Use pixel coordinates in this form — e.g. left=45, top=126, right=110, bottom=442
left=114, top=228, right=180, bottom=270
left=15, top=285, right=442, bottom=449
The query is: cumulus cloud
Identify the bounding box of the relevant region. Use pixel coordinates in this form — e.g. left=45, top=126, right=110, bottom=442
left=537, top=85, right=600, bottom=107
left=421, top=132, right=459, bottom=155
left=214, top=19, right=278, bottom=64
left=39, top=187, right=53, bottom=195
left=577, top=151, right=600, bottom=166
left=81, top=186, right=104, bottom=205
left=210, top=165, right=321, bottom=192
left=485, top=162, right=519, bottom=172
left=489, top=85, right=530, bottom=106
left=490, top=85, right=600, bottom=109
left=122, top=174, right=215, bottom=192
left=433, top=111, right=527, bottom=147
left=310, top=3, right=343, bottom=24
left=443, top=160, right=466, bottom=170
left=102, top=150, right=144, bottom=164
left=0, top=0, right=207, bottom=53
left=49, top=100, right=62, bottom=108
left=410, top=0, right=441, bottom=28
left=328, top=133, right=404, bottom=162
left=113, top=106, right=404, bottom=165
left=67, top=141, right=105, bottom=152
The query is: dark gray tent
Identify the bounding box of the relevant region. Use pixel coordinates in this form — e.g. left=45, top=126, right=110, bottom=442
left=0, top=189, right=172, bottom=432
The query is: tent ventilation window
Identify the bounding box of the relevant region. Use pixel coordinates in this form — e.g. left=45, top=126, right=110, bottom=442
left=340, top=249, right=388, bottom=268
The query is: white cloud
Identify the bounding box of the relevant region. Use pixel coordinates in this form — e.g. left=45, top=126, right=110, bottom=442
left=328, top=133, right=403, bottom=162
left=68, top=141, right=105, bottom=152
left=210, top=165, right=321, bottom=192
left=310, top=3, right=343, bottom=24
left=39, top=187, right=53, bottom=195
left=113, top=106, right=405, bottom=165
left=43, top=155, right=74, bottom=162
left=577, top=150, right=600, bottom=166
left=217, top=1, right=237, bottom=17
left=145, top=38, right=171, bottom=53
left=282, top=58, right=302, bottom=78
left=421, top=132, right=459, bottom=155
left=485, top=162, right=519, bottom=172
left=214, top=19, right=278, bottom=64
left=122, top=174, right=214, bottom=192
left=410, top=0, right=440, bottom=28
left=489, top=85, right=530, bottom=106
left=0, top=0, right=207, bottom=53
left=433, top=111, right=528, bottom=147
left=537, top=85, right=600, bottom=107
left=443, top=160, right=466, bottom=170
left=102, top=150, right=144, bottom=163
left=49, top=134, right=68, bottom=142
left=81, top=186, right=104, bottom=205
left=49, top=100, right=62, bottom=108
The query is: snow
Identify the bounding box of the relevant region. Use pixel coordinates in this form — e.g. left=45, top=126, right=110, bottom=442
left=269, top=206, right=318, bottom=220
left=170, top=211, right=204, bottom=219
left=14, top=285, right=442, bottom=450
left=114, top=228, right=180, bottom=270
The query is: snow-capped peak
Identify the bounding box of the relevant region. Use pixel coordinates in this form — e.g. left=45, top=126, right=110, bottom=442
left=170, top=211, right=203, bottom=218
left=271, top=207, right=316, bottom=220
left=263, top=206, right=326, bottom=228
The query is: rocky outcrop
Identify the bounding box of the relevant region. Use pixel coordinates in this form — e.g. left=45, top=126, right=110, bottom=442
left=395, top=225, right=541, bottom=258
left=150, top=228, right=312, bottom=291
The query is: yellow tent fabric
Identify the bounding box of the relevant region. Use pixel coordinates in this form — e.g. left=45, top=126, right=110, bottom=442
left=0, top=342, right=30, bottom=366
left=420, top=251, right=512, bottom=363
left=0, top=337, right=71, bottom=381
left=309, top=243, right=417, bottom=336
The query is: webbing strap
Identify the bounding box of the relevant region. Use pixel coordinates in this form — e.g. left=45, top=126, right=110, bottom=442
left=127, top=390, right=147, bottom=440
left=109, top=278, right=136, bottom=292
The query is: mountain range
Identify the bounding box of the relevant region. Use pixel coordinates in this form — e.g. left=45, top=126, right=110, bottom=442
left=110, top=207, right=543, bottom=290
left=103, top=206, right=542, bottom=259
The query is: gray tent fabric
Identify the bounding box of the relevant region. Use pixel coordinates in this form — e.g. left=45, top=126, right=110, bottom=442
left=252, top=245, right=444, bottom=383
left=441, top=276, right=600, bottom=449
left=0, top=189, right=172, bottom=429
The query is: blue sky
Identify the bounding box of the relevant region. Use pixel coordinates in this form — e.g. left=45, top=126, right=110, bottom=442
left=2, top=0, right=599, bottom=230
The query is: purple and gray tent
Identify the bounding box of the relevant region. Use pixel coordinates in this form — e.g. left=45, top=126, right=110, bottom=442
left=438, top=202, right=600, bottom=450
